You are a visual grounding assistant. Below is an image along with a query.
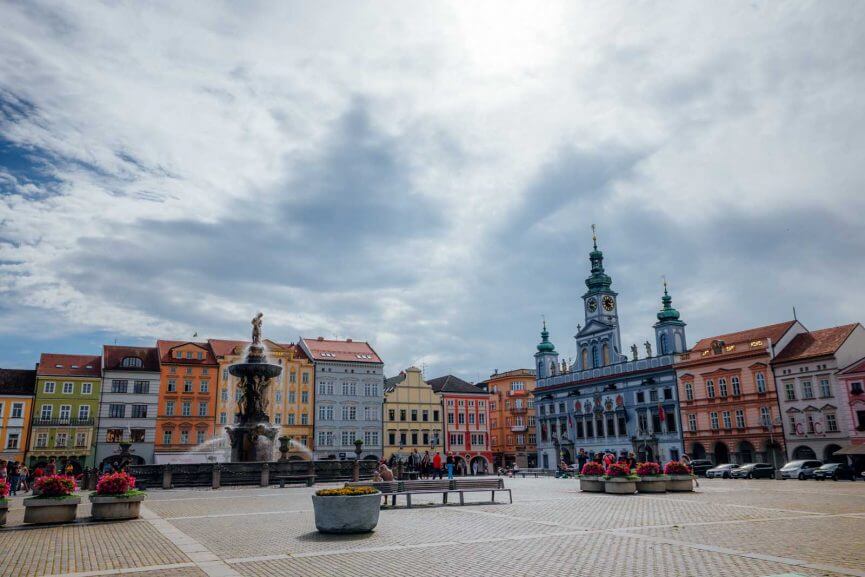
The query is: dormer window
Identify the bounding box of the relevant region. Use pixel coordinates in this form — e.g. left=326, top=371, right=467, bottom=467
left=121, top=357, right=143, bottom=368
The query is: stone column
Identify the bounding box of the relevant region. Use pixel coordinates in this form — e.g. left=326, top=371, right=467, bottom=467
left=260, top=462, right=270, bottom=487
left=212, top=464, right=221, bottom=489
left=162, top=465, right=172, bottom=489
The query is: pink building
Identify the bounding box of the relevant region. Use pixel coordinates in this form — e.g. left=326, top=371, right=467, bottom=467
left=427, top=375, right=492, bottom=474
left=836, top=357, right=865, bottom=473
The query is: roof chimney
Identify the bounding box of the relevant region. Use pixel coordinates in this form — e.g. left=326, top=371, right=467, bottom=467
left=317, top=336, right=324, bottom=341
left=346, top=338, right=353, bottom=343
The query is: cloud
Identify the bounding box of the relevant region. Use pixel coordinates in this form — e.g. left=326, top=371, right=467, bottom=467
left=0, top=2, right=864, bottom=381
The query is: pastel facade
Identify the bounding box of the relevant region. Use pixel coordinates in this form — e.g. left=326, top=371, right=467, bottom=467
left=95, top=346, right=161, bottom=466
left=428, top=375, right=492, bottom=473
left=0, top=369, right=36, bottom=463
left=154, top=341, right=218, bottom=464
left=676, top=321, right=807, bottom=467
left=300, top=338, right=384, bottom=460
left=30, top=354, right=102, bottom=471
left=771, top=324, right=865, bottom=463
left=482, top=369, right=537, bottom=469
left=211, top=339, right=314, bottom=459
left=836, top=357, right=865, bottom=471
left=382, top=367, right=444, bottom=460
left=534, top=239, right=687, bottom=469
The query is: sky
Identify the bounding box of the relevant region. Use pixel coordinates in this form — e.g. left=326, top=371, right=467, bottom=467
left=1, top=2, right=864, bottom=381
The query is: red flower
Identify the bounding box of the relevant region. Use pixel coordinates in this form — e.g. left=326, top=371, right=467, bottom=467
left=580, top=462, right=605, bottom=476
left=33, top=474, right=77, bottom=497
left=664, top=461, right=692, bottom=475
left=96, top=472, right=137, bottom=496
left=635, top=462, right=662, bottom=476
left=605, top=462, right=632, bottom=477
left=0, top=480, right=9, bottom=499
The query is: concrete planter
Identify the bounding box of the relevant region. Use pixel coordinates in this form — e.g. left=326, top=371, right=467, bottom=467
left=579, top=475, right=605, bottom=493
left=312, top=492, right=381, bottom=533
left=604, top=477, right=637, bottom=494
left=89, top=493, right=146, bottom=520
left=23, top=496, right=80, bottom=524
left=666, top=474, right=695, bottom=492
left=635, top=476, right=668, bottom=493
left=0, top=500, right=7, bottom=526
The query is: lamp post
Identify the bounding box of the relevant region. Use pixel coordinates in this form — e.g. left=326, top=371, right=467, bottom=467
left=353, top=439, right=363, bottom=481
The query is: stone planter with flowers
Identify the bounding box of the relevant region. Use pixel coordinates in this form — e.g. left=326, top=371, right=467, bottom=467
left=579, top=462, right=606, bottom=492
left=635, top=462, right=667, bottom=493
left=23, top=475, right=80, bottom=524
left=0, top=479, right=9, bottom=526
left=603, top=462, right=638, bottom=494
left=90, top=471, right=146, bottom=520
left=312, top=485, right=381, bottom=533
left=664, top=461, right=695, bottom=492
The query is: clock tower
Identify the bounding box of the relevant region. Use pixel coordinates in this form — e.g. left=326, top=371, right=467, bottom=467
left=573, top=226, right=626, bottom=371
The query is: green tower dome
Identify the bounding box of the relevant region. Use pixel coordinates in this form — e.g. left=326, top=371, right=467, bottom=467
left=657, top=282, right=681, bottom=321
left=537, top=320, right=556, bottom=352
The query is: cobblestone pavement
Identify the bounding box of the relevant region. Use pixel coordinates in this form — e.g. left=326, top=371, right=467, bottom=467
left=1, top=477, right=864, bottom=577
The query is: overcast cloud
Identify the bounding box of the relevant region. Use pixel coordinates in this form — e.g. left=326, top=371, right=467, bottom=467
left=1, top=1, right=864, bottom=379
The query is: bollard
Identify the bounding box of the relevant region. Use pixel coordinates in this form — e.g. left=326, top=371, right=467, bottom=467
left=212, top=465, right=221, bottom=489
left=162, top=466, right=172, bottom=489
left=261, top=462, right=270, bottom=487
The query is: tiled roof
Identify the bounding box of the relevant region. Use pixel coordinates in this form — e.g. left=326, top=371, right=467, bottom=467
left=427, top=375, right=488, bottom=395
left=384, top=372, right=406, bottom=392
left=156, top=340, right=217, bottom=365
left=36, top=353, right=102, bottom=377
left=838, top=355, right=865, bottom=376
left=207, top=339, right=248, bottom=358
left=691, top=320, right=797, bottom=352
left=102, top=346, right=160, bottom=372
left=300, top=337, right=382, bottom=364
left=774, top=324, right=859, bottom=363
left=0, top=369, right=37, bottom=395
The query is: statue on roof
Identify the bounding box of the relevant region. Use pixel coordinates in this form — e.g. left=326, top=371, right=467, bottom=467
left=631, top=344, right=638, bottom=361
left=251, top=312, right=263, bottom=345
left=644, top=340, right=652, bottom=357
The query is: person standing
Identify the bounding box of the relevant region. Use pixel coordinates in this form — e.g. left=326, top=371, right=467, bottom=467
left=577, top=448, right=588, bottom=472
left=432, top=452, right=443, bottom=479
left=421, top=451, right=431, bottom=479
left=445, top=452, right=455, bottom=480
left=9, top=461, right=20, bottom=496
left=472, top=460, right=479, bottom=476
left=46, top=457, right=56, bottom=476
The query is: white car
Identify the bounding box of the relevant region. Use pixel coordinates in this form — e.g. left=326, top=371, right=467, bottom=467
left=706, top=464, right=740, bottom=479
left=779, top=460, right=823, bottom=480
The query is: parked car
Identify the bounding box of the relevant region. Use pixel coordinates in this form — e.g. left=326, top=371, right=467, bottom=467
left=706, top=464, right=740, bottom=479
left=813, top=463, right=856, bottom=481
left=689, top=459, right=714, bottom=477
left=779, top=460, right=823, bottom=480
left=731, top=463, right=775, bottom=479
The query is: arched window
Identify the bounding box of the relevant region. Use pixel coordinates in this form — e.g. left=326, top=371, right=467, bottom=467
left=592, top=346, right=600, bottom=368
left=602, top=343, right=610, bottom=366
left=659, top=334, right=668, bottom=355
left=581, top=348, right=589, bottom=369
left=121, top=357, right=143, bottom=368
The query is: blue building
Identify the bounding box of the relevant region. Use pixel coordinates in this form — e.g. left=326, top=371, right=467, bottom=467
left=533, top=232, right=687, bottom=469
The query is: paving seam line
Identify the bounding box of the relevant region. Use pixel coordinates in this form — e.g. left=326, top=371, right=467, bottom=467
left=31, top=563, right=198, bottom=577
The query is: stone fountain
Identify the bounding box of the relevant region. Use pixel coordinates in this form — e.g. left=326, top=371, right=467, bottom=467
left=225, top=313, right=282, bottom=462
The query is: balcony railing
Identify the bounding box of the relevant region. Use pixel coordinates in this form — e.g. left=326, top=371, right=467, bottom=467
left=31, top=418, right=95, bottom=427
left=511, top=424, right=527, bottom=432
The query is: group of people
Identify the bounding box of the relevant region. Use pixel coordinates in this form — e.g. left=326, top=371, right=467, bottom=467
left=383, top=449, right=487, bottom=480
left=557, top=448, right=640, bottom=476
left=0, top=457, right=77, bottom=495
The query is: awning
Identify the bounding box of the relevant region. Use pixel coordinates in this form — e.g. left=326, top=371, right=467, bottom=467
left=833, top=443, right=865, bottom=456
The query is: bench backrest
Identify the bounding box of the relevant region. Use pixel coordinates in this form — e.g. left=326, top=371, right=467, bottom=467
left=453, top=478, right=504, bottom=490
left=401, top=480, right=451, bottom=491
left=346, top=481, right=399, bottom=493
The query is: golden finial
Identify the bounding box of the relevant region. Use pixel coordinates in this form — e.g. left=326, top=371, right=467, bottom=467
left=662, top=274, right=668, bottom=295
left=591, top=224, right=597, bottom=249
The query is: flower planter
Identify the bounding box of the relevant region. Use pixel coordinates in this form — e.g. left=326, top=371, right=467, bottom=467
left=666, top=474, right=694, bottom=492
left=23, top=496, right=80, bottom=524
left=635, top=476, right=668, bottom=493
left=312, top=492, right=380, bottom=533
left=604, top=477, right=636, bottom=494
left=89, top=493, right=146, bottom=520
left=0, top=501, right=7, bottom=526
left=579, top=475, right=605, bottom=493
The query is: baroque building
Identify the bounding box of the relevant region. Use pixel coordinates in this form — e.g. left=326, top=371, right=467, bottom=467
left=299, top=337, right=384, bottom=461
left=382, top=366, right=444, bottom=461
left=534, top=233, right=687, bottom=468
left=0, top=368, right=36, bottom=464
left=427, top=375, right=492, bottom=474
left=479, top=368, right=537, bottom=469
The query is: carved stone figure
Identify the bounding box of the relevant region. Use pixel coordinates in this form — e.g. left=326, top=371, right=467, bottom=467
left=631, top=344, right=638, bottom=361
left=251, top=312, right=263, bottom=345
left=644, top=341, right=652, bottom=357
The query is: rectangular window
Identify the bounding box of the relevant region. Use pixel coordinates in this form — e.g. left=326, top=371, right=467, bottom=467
left=82, top=382, right=92, bottom=394
left=585, top=420, right=594, bottom=437
left=301, top=391, right=309, bottom=404
left=688, top=414, right=697, bottom=432
left=180, top=430, right=189, bottom=444
left=59, top=405, right=71, bottom=419
left=388, top=409, right=395, bottom=421
left=36, top=432, right=48, bottom=447
left=341, top=431, right=355, bottom=446
left=806, top=413, right=815, bottom=434
left=167, top=380, right=176, bottom=392
left=55, top=432, right=68, bottom=447
left=756, top=372, right=767, bottom=393
left=302, top=372, right=309, bottom=384
left=274, top=413, right=282, bottom=424
left=6, top=433, right=19, bottom=449
left=706, top=380, right=715, bottom=398
left=722, top=411, right=732, bottom=429
left=422, top=409, right=429, bottom=422
left=200, top=381, right=209, bottom=393
left=44, top=381, right=56, bottom=394
left=107, top=428, right=123, bottom=442
left=411, top=409, right=418, bottom=421
left=40, top=404, right=52, bottom=420
left=163, top=430, right=172, bottom=445
left=760, top=406, right=772, bottom=427
left=433, top=410, right=440, bottom=421
left=479, top=413, right=486, bottom=425
left=458, top=413, right=465, bottom=425
left=131, top=404, right=148, bottom=418
left=129, top=428, right=145, bottom=442
left=75, top=432, right=87, bottom=447
left=182, top=401, right=191, bottom=416
left=198, top=402, right=208, bottom=416
left=197, top=430, right=205, bottom=444
left=719, top=379, right=728, bottom=397
left=826, top=413, right=838, bottom=432
left=684, top=382, right=693, bottom=400
left=109, top=404, right=125, bottom=418
left=636, top=391, right=645, bottom=403
left=649, top=389, right=658, bottom=402
left=785, top=381, right=796, bottom=401
left=78, top=405, right=90, bottom=420
left=411, top=431, right=418, bottom=445
left=819, top=379, right=832, bottom=398
left=469, top=413, right=475, bottom=424
left=133, top=380, right=150, bottom=394
left=801, top=381, right=813, bottom=399
left=735, top=409, right=745, bottom=428
left=219, top=412, right=227, bottom=424
left=710, top=412, right=719, bottom=429
left=166, top=400, right=175, bottom=416
left=112, top=380, right=129, bottom=393
left=11, top=403, right=23, bottom=419
left=183, top=381, right=193, bottom=393
left=731, top=377, right=741, bottom=396
left=665, top=411, right=676, bottom=433
left=400, top=409, right=406, bottom=421
left=290, top=371, right=297, bottom=384
left=62, top=382, right=74, bottom=394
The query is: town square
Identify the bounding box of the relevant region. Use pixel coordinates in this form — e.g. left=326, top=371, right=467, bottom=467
left=2, top=1, right=865, bottom=576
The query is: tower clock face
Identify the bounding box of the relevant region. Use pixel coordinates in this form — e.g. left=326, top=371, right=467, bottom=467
left=602, top=295, right=615, bottom=312
left=587, top=298, right=598, bottom=313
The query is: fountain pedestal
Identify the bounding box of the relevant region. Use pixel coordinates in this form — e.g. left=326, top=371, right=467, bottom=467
left=226, top=423, right=280, bottom=462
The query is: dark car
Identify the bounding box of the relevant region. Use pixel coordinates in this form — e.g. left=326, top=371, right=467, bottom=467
left=689, top=459, right=714, bottom=477
left=731, top=463, right=775, bottom=479
left=813, top=463, right=856, bottom=481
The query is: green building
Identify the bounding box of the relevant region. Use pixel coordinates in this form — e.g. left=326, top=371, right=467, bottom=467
left=29, top=353, right=102, bottom=472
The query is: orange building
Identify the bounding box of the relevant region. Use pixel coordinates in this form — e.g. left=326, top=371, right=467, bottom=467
left=0, top=369, right=36, bottom=463
left=154, top=341, right=218, bottom=464
left=482, top=369, right=537, bottom=469
left=676, top=321, right=806, bottom=468
left=210, top=339, right=314, bottom=459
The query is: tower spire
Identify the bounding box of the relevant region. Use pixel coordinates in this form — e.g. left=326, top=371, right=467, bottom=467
left=591, top=223, right=597, bottom=250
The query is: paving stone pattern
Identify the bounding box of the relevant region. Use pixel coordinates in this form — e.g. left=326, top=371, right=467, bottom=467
left=1, top=478, right=863, bottom=577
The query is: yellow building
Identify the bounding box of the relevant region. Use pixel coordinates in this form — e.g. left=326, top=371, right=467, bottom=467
left=383, top=367, right=444, bottom=460
left=0, top=369, right=36, bottom=463
left=210, top=339, right=315, bottom=459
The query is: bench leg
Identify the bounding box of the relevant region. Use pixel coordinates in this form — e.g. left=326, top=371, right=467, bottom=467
left=508, top=489, right=513, bottom=504
left=392, top=494, right=396, bottom=507
left=443, top=492, right=448, bottom=504
left=492, top=490, right=495, bottom=503
left=459, top=492, right=464, bottom=505
left=407, top=494, right=412, bottom=508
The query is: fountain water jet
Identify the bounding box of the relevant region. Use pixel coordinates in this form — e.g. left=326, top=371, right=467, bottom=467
left=225, top=312, right=282, bottom=462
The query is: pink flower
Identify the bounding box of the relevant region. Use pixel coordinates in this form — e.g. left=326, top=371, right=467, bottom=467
left=605, top=462, right=632, bottom=477
left=33, top=474, right=77, bottom=497
left=580, top=462, right=605, bottom=476
left=0, top=480, right=9, bottom=499
left=664, top=461, right=692, bottom=475
left=635, top=462, right=662, bottom=476
left=96, top=472, right=137, bottom=495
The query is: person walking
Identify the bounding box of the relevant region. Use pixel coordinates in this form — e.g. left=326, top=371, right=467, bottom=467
left=19, top=465, right=29, bottom=493
left=445, top=452, right=455, bottom=480
left=680, top=453, right=699, bottom=488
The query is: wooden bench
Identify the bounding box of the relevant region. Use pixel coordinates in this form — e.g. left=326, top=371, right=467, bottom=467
left=273, top=474, right=315, bottom=487
left=348, top=478, right=511, bottom=508
left=511, top=468, right=554, bottom=478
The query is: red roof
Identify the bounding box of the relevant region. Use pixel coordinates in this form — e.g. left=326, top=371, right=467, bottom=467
left=838, top=354, right=865, bottom=376
left=37, top=353, right=102, bottom=377
left=692, top=320, right=797, bottom=352
left=102, top=346, right=160, bottom=372
left=774, top=324, right=859, bottom=363
left=209, top=339, right=310, bottom=361
left=156, top=340, right=217, bottom=365
left=300, top=337, right=382, bottom=364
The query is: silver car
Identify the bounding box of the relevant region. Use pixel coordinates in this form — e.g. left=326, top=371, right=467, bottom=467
left=779, top=460, right=823, bottom=480
left=706, top=464, right=740, bottom=479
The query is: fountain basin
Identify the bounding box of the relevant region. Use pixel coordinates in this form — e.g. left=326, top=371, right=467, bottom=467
left=228, top=362, right=282, bottom=379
